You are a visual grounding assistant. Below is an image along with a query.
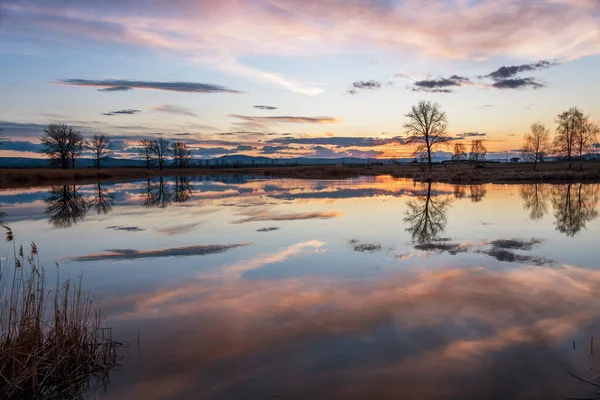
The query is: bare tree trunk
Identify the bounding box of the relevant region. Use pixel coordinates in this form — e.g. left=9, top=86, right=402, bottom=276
left=427, top=147, right=432, bottom=170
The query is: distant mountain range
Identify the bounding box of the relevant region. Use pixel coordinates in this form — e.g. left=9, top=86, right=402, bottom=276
left=0, top=152, right=596, bottom=168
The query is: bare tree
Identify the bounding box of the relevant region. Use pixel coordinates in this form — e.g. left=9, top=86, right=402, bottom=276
left=41, top=123, right=84, bottom=169
left=521, top=122, right=550, bottom=170
left=452, top=142, right=467, bottom=161
left=403, top=101, right=450, bottom=169
left=171, top=142, right=193, bottom=169
left=86, top=134, right=113, bottom=169
left=152, top=138, right=170, bottom=170
left=554, top=107, right=585, bottom=169
left=576, top=120, right=599, bottom=171
left=137, top=139, right=155, bottom=169
left=469, top=140, right=487, bottom=163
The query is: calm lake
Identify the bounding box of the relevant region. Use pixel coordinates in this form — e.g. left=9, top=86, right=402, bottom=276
left=1, top=176, right=599, bottom=399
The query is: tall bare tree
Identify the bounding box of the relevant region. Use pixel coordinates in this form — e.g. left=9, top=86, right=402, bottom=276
left=152, top=138, right=170, bottom=170
left=86, top=134, right=113, bottom=169
left=522, top=122, right=550, bottom=170
left=576, top=120, right=599, bottom=171
left=403, top=101, right=450, bottom=169
left=137, top=139, right=155, bottom=169
left=469, top=140, right=487, bottom=163
left=452, top=142, right=467, bottom=161
left=41, top=123, right=84, bottom=169
left=554, top=107, right=585, bottom=169
left=171, top=142, right=193, bottom=169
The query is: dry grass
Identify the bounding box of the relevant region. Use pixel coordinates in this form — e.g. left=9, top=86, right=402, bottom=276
left=0, top=226, right=122, bottom=399
left=0, top=160, right=599, bottom=189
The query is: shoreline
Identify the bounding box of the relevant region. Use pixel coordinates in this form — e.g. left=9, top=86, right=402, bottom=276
left=0, top=161, right=599, bottom=189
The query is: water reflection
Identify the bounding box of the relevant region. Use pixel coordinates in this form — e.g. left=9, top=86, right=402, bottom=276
left=88, top=183, right=115, bottom=215
left=45, top=185, right=87, bottom=229
left=520, top=183, right=599, bottom=236
left=404, top=182, right=452, bottom=243
left=552, top=184, right=599, bottom=237
left=520, top=184, right=549, bottom=221
left=105, top=264, right=600, bottom=399
left=141, top=177, right=173, bottom=209
left=173, top=176, right=193, bottom=203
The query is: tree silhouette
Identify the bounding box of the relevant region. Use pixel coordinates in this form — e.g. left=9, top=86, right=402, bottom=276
left=151, top=138, right=170, bottom=170
left=44, top=185, right=87, bottom=228
left=86, top=134, right=113, bottom=169
left=137, top=139, right=155, bottom=169
left=452, top=142, right=467, bottom=161
left=551, top=183, right=599, bottom=237
left=173, top=176, right=193, bottom=203
left=554, top=107, right=585, bottom=169
left=520, top=184, right=550, bottom=221
left=41, top=124, right=84, bottom=169
left=88, top=183, right=115, bottom=215
left=171, top=142, right=193, bottom=169
left=141, top=177, right=172, bottom=208
left=404, top=182, right=452, bottom=243
left=469, top=140, right=487, bottom=163
left=522, top=122, right=550, bottom=170
left=403, top=101, right=450, bottom=170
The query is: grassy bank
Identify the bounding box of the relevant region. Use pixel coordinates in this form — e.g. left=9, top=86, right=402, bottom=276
left=0, top=161, right=599, bottom=188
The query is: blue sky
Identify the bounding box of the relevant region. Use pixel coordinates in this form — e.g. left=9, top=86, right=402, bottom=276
left=1, top=0, right=599, bottom=159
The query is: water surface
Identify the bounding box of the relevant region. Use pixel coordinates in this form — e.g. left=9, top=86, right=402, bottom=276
left=1, top=176, right=599, bottom=399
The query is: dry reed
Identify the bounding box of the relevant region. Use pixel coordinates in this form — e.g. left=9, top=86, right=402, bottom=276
left=0, top=225, right=122, bottom=399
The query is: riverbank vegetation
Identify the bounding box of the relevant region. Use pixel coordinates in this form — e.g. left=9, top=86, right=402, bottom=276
left=0, top=227, right=122, bottom=399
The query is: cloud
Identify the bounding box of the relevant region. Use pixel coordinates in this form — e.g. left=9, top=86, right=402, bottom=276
left=64, top=243, right=250, bottom=262
left=414, top=238, right=474, bottom=255
left=106, top=225, right=145, bottom=232
left=261, top=145, right=292, bottom=154
left=268, top=136, right=407, bottom=147
left=456, top=132, right=488, bottom=138
left=484, top=61, right=557, bottom=80
left=0, top=140, right=45, bottom=152
left=102, top=109, right=141, bottom=116
left=311, top=146, right=384, bottom=158
left=412, top=75, right=469, bottom=92
left=347, top=80, right=381, bottom=95
left=231, top=211, right=343, bottom=224
left=152, top=105, right=199, bottom=117
left=229, top=115, right=339, bottom=124
left=57, top=79, right=243, bottom=94
left=254, top=105, right=278, bottom=110
left=256, top=227, right=280, bottom=232
left=492, top=78, right=545, bottom=89
left=235, top=144, right=254, bottom=151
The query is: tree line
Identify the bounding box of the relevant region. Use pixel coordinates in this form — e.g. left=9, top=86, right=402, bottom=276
left=40, top=104, right=598, bottom=170
left=403, top=101, right=598, bottom=170
left=40, top=123, right=192, bottom=170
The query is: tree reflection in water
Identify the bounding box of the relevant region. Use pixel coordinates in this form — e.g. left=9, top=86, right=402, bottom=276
left=141, top=177, right=172, bottom=208
left=88, top=183, right=115, bottom=215
left=44, top=185, right=87, bottom=229
left=520, top=184, right=550, bottom=221
left=404, top=182, right=452, bottom=243
left=551, top=183, right=599, bottom=237
left=173, top=176, right=193, bottom=203
left=520, top=183, right=599, bottom=236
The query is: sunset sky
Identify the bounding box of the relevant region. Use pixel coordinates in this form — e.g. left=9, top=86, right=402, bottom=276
left=1, top=0, right=599, bottom=160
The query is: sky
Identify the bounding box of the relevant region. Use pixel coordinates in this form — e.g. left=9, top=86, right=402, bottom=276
left=1, top=0, right=599, bottom=160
